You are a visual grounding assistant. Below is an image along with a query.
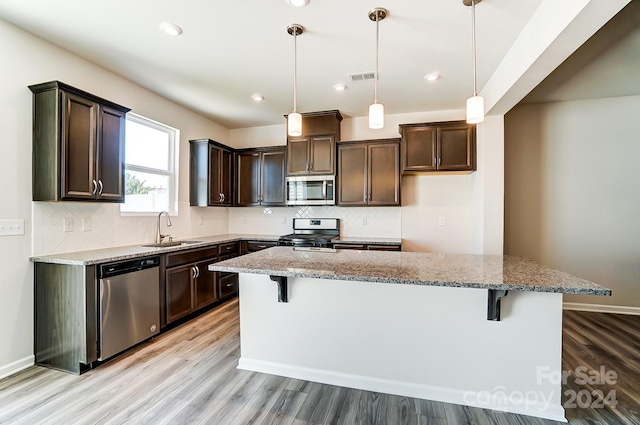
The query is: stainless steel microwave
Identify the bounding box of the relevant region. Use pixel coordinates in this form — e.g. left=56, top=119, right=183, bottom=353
left=285, top=176, right=335, bottom=205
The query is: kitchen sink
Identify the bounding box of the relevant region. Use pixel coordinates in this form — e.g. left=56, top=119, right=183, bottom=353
left=142, top=240, right=204, bottom=248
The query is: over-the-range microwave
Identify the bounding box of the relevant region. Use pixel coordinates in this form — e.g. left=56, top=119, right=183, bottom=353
left=285, top=175, right=335, bottom=206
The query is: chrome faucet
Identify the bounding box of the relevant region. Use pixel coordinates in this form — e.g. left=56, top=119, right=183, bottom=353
left=156, top=211, right=172, bottom=244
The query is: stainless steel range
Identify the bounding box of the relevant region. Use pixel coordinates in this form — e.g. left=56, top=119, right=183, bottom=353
left=278, top=218, right=340, bottom=248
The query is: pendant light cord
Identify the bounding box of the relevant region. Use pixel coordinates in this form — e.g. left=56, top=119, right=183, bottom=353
left=293, top=30, right=298, bottom=113
left=374, top=13, right=379, bottom=104
left=471, top=0, right=478, bottom=97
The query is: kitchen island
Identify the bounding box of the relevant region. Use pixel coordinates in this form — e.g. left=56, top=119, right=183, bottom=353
left=209, top=247, right=610, bottom=422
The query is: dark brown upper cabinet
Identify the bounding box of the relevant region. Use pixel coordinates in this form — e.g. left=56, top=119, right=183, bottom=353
left=30, top=81, right=130, bottom=202
left=189, top=139, right=233, bottom=206
left=286, top=110, right=342, bottom=176
left=337, top=139, right=400, bottom=207
left=236, top=147, right=286, bottom=206
left=399, top=121, right=476, bottom=173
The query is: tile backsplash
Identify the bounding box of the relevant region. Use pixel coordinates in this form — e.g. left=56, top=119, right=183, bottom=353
left=32, top=202, right=401, bottom=256
left=228, top=206, right=401, bottom=238
left=32, top=202, right=228, bottom=255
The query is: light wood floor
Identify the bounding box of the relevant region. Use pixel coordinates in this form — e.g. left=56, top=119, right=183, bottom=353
left=1, top=300, right=638, bottom=425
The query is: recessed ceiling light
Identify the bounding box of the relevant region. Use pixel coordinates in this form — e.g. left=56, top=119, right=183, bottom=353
left=159, top=22, right=183, bottom=36
left=288, top=0, right=310, bottom=7
left=333, top=83, right=348, bottom=92
left=424, top=72, right=441, bottom=82
left=251, top=94, right=265, bottom=102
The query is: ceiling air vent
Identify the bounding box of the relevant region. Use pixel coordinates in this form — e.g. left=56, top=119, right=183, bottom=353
left=348, top=72, right=376, bottom=83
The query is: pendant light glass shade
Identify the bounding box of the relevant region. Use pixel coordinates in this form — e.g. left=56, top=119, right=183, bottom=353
left=368, top=8, right=387, bottom=130
left=465, top=0, right=484, bottom=124
left=466, top=95, right=484, bottom=124
left=369, top=103, right=384, bottom=129
left=288, top=112, right=302, bottom=136
left=287, top=24, right=304, bottom=136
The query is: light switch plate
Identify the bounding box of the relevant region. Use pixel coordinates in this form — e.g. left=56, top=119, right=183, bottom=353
left=82, top=218, right=92, bottom=232
left=0, top=219, right=25, bottom=236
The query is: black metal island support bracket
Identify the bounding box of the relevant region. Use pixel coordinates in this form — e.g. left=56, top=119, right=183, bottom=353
left=270, top=275, right=288, bottom=303
left=487, top=289, right=509, bottom=321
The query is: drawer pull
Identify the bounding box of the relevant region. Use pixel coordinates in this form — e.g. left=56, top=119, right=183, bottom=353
left=226, top=283, right=234, bottom=287
left=226, top=246, right=232, bottom=250
left=257, top=245, right=267, bottom=248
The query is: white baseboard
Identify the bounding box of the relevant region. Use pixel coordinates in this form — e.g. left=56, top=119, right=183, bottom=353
left=0, top=355, right=34, bottom=380
left=238, top=358, right=567, bottom=423
left=563, top=302, right=640, bottom=315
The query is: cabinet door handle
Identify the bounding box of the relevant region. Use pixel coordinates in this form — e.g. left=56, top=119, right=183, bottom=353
left=221, top=193, right=225, bottom=202
left=195, top=266, right=200, bottom=278
left=191, top=266, right=197, bottom=279
left=306, top=161, right=310, bottom=172
left=438, top=157, right=442, bottom=166
left=98, top=180, right=103, bottom=195
left=309, top=161, right=313, bottom=171
left=92, top=180, right=98, bottom=195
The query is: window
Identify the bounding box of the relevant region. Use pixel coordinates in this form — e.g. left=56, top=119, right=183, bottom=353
left=121, top=113, right=179, bottom=215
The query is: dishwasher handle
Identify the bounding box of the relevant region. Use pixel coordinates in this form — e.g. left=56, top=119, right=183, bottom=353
left=99, top=256, right=160, bottom=279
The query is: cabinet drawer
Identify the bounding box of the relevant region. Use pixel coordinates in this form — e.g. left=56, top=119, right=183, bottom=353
left=165, top=247, right=218, bottom=268
left=218, top=273, right=239, bottom=298
left=367, top=244, right=402, bottom=251
left=246, top=241, right=277, bottom=252
left=333, top=244, right=365, bottom=250
left=218, top=241, right=241, bottom=260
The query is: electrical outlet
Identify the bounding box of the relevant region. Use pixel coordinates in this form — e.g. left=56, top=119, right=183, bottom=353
left=0, top=219, right=25, bottom=236
left=439, top=216, right=446, bottom=226
left=64, top=218, right=74, bottom=232
left=82, top=218, right=92, bottom=232
left=362, top=217, right=368, bottom=225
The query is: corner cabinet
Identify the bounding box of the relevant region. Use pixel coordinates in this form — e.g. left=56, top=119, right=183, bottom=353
left=189, top=139, right=233, bottom=206
left=399, top=121, right=476, bottom=173
left=236, top=147, right=286, bottom=206
left=29, top=81, right=130, bottom=202
left=286, top=110, right=342, bottom=176
left=337, top=139, right=401, bottom=206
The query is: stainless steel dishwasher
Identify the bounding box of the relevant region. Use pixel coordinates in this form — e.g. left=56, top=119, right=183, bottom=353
left=98, top=256, right=160, bottom=360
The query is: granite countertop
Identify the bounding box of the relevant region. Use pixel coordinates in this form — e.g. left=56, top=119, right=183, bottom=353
left=29, top=234, right=281, bottom=265
left=332, top=237, right=402, bottom=245
left=209, top=246, right=611, bottom=296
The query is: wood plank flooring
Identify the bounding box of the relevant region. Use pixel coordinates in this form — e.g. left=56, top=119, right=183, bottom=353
left=0, top=300, right=638, bottom=425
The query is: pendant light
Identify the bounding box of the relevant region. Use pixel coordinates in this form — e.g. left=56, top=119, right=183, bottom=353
left=287, top=24, right=304, bottom=136
left=465, top=0, right=484, bottom=124
left=368, top=8, right=387, bottom=130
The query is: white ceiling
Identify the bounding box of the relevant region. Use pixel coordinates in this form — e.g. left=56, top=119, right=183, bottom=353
left=0, top=0, right=545, bottom=128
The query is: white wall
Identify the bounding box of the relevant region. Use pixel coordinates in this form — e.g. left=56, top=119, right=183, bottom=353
left=504, top=96, right=640, bottom=309
left=0, top=18, right=230, bottom=377
left=229, top=111, right=505, bottom=255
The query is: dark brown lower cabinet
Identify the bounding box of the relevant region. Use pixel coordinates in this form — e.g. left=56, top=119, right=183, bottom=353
left=164, top=248, right=219, bottom=325
left=333, top=243, right=402, bottom=251
left=241, top=240, right=278, bottom=255
left=218, top=273, right=239, bottom=299
left=337, top=139, right=400, bottom=206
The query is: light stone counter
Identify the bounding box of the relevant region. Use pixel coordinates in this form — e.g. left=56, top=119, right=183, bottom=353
left=209, top=246, right=610, bottom=295
left=29, top=234, right=280, bottom=265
